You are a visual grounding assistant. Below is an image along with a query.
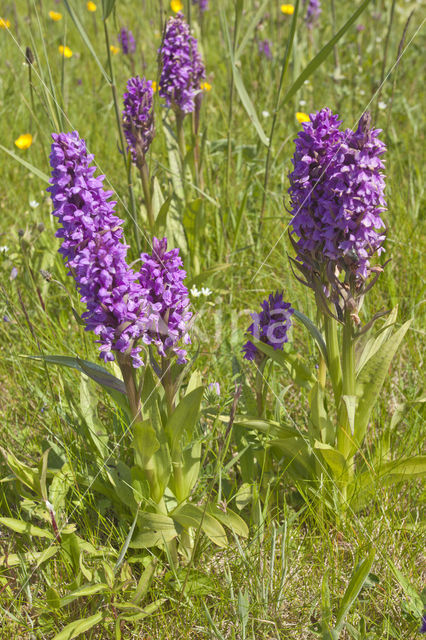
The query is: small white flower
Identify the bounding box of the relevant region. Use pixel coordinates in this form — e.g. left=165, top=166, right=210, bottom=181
left=262, top=110, right=270, bottom=118
left=359, top=89, right=365, bottom=96
left=378, top=101, right=387, bottom=110
left=190, top=285, right=202, bottom=298
left=0, top=246, right=9, bottom=253
left=201, top=287, right=212, bottom=297
left=299, top=99, right=306, bottom=106
left=29, top=200, right=40, bottom=208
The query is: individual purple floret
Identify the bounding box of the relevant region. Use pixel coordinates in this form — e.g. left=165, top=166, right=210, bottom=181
left=420, top=615, right=426, bottom=633
left=122, top=76, right=155, bottom=166
left=192, top=0, right=209, bottom=11
left=118, top=28, right=136, bottom=55
left=158, top=13, right=205, bottom=114
left=288, top=108, right=386, bottom=282
left=48, top=131, right=155, bottom=367
left=304, top=0, right=321, bottom=28
left=242, top=292, right=294, bottom=362
left=138, top=237, right=192, bottom=363
left=258, top=39, right=273, bottom=60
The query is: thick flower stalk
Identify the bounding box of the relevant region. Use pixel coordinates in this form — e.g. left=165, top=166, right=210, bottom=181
left=122, top=76, right=155, bottom=166
left=118, top=28, right=136, bottom=55
left=288, top=108, right=386, bottom=313
left=243, top=292, right=294, bottom=362
left=138, top=237, right=192, bottom=364
left=158, top=13, right=205, bottom=114
left=48, top=132, right=155, bottom=368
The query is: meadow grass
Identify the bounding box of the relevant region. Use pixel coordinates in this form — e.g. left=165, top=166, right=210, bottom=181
left=0, top=0, right=424, bottom=638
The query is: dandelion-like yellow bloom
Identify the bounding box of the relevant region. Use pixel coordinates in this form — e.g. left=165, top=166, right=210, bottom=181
left=170, top=0, right=183, bottom=13
left=280, top=4, right=294, bottom=15
left=49, top=10, right=62, bottom=21
left=296, top=112, right=310, bottom=123
left=14, top=134, right=33, bottom=150
left=110, top=45, right=119, bottom=54
left=59, top=45, right=73, bottom=58
left=200, top=81, right=212, bottom=91
left=152, top=81, right=157, bottom=93
left=0, top=17, right=11, bottom=28
left=87, top=1, right=97, bottom=11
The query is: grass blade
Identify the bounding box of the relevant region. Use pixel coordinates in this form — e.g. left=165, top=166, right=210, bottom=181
left=281, top=0, right=373, bottom=106
left=0, top=145, right=50, bottom=183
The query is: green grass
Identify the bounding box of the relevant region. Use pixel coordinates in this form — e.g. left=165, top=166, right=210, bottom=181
left=0, top=0, right=425, bottom=638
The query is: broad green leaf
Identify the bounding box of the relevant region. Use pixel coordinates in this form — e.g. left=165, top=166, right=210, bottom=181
left=102, top=0, right=115, bottom=20
left=172, top=503, right=228, bottom=547
left=52, top=611, right=103, bottom=640
left=79, top=377, right=109, bottom=459
left=314, top=442, right=349, bottom=483
left=107, top=462, right=137, bottom=510
left=357, top=455, right=426, bottom=494
left=0, top=546, right=59, bottom=568
left=63, top=0, right=110, bottom=82
left=46, top=586, right=61, bottom=609
left=1, top=449, right=41, bottom=495
left=169, top=441, right=202, bottom=501
left=205, top=505, right=249, bottom=538
left=49, top=463, right=74, bottom=513
left=154, top=195, right=172, bottom=233
left=118, top=598, right=165, bottom=622
left=235, top=483, right=252, bottom=511
left=341, top=395, right=357, bottom=437
left=388, top=560, right=423, bottom=619
left=162, top=114, right=185, bottom=200
left=146, top=401, right=173, bottom=503
left=131, top=557, right=157, bottom=605
left=183, top=198, right=202, bottom=257
left=0, top=517, right=54, bottom=540
left=355, top=321, right=411, bottom=443
left=310, top=383, right=335, bottom=444
left=0, top=144, right=50, bottom=183
left=271, top=437, right=314, bottom=478
left=356, top=307, right=398, bottom=374
left=293, top=310, right=328, bottom=365
left=165, top=386, right=204, bottom=453
left=320, top=572, right=333, bottom=634
left=230, top=416, right=299, bottom=440
left=130, top=529, right=177, bottom=548
left=133, top=420, right=160, bottom=468
left=281, top=0, right=373, bottom=106
left=335, top=549, right=376, bottom=632
left=60, top=583, right=109, bottom=607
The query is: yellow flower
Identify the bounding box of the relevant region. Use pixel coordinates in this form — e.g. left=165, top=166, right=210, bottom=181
left=152, top=81, right=157, bottom=93
left=296, top=112, right=310, bottom=123
left=170, top=0, right=183, bottom=12
left=280, top=4, right=294, bottom=15
left=110, top=45, right=119, bottom=54
left=0, top=18, right=11, bottom=28
left=59, top=45, right=73, bottom=58
left=14, top=134, right=33, bottom=150
left=200, top=81, right=212, bottom=92
left=49, top=10, right=62, bottom=21
left=87, top=1, right=97, bottom=11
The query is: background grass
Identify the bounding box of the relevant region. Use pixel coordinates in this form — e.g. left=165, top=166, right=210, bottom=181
left=0, top=0, right=425, bottom=638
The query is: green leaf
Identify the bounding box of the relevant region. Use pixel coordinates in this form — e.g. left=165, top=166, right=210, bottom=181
left=357, top=456, right=426, bottom=495
left=154, top=195, right=172, bottom=233
left=183, top=198, right=202, bottom=257
left=172, top=503, right=228, bottom=548
left=205, top=505, right=249, bottom=538
left=63, top=0, right=110, bottom=83
left=131, top=557, right=157, bottom=605
left=1, top=449, right=41, bottom=495
left=187, top=263, right=232, bottom=289
left=133, top=420, right=160, bottom=468
left=314, top=442, right=349, bottom=483
left=102, top=0, right=115, bottom=20
left=320, top=572, right=333, bottom=635
left=0, top=546, right=59, bottom=568
left=130, top=512, right=178, bottom=548
left=310, top=383, right=335, bottom=444
left=388, top=560, right=423, bottom=619
left=281, top=0, right=373, bottom=106
left=356, top=307, right=398, bottom=374
left=293, top=310, right=328, bottom=365
left=231, top=65, right=269, bottom=146
left=46, top=586, right=61, bottom=609
left=60, top=583, right=109, bottom=607
left=0, top=144, right=50, bottom=183
left=165, top=386, right=204, bottom=453
left=162, top=115, right=185, bottom=200
left=0, top=517, right=54, bottom=540
left=335, top=549, right=376, bottom=632
left=52, top=611, right=103, bottom=640
left=355, top=320, right=411, bottom=443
